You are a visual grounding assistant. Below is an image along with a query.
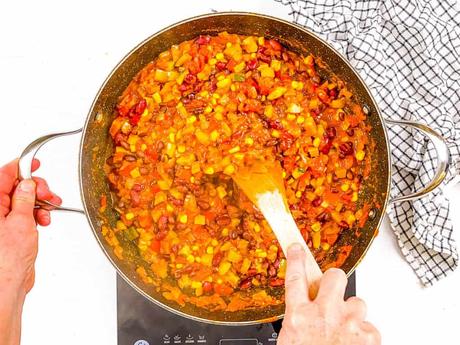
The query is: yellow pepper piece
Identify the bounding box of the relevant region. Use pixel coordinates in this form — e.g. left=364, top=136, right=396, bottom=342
left=267, top=87, right=287, bottom=100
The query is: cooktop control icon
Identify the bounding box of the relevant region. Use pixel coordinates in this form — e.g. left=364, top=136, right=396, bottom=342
left=134, top=340, right=150, bottom=345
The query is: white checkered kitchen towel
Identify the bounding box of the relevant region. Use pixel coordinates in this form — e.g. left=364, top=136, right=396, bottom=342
left=276, top=0, right=460, bottom=285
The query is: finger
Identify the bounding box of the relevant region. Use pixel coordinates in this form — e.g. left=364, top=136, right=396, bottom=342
left=33, top=177, right=53, bottom=201
left=360, top=321, right=381, bottom=344
left=9, top=179, right=36, bottom=218
left=285, top=243, right=310, bottom=309
left=345, top=296, right=367, bottom=320
left=0, top=194, right=11, bottom=218
left=35, top=209, right=51, bottom=226
left=315, top=268, right=348, bottom=304
left=0, top=158, right=40, bottom=195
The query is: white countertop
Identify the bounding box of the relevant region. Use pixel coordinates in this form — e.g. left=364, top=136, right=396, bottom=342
left=1, top=1, right=459, bottom=344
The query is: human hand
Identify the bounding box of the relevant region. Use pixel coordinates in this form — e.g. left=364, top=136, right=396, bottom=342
left=0, top=159, right=62, bottom=295
left=278, top=244, right=381, bottom=345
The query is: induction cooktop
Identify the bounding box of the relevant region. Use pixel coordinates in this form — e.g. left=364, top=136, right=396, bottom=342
left=117, top=272, right=356, bottom=345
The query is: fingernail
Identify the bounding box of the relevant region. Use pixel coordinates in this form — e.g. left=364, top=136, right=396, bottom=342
left=18, top=179, right=35, bottom=192
left=289, top=243, right=304, bottom=253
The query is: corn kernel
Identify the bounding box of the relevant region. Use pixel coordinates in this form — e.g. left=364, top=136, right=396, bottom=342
left=177, top=145, right=186, bottom=153
left=196, top=130, right=210, bottom=145
left=217, top=186, right=227, bottom=199
left=169, top=132, right=175, bottom=143
left=176, top=263, right=184, bottom=269
left=292, top=168, right=304, bottom=179
left=234, top=153, right=245, bottom=160
left=194, top=214, right=206, bottom=225
left=217, top=78, right=231, bottom=89
left=308, top=147, right=319, bottom=157
left=264, top=105, right=274, bottom=118
left=258, top=37, right=265, bottom=45
left=313, top=137, right=321, bottom=147
left=153, top=92, right=162, bottom=103
left=221, top=228, right=229, bottom=237
left=206, top=246, right=214, bottom=254
left=204, top=166, right=214, bottom=175
left=187, top=255, right=195, bottom=263
left=282, top=171, right=287, bottom=178
left=204, top=106, right=212, bottom=114
left=295, top=191, right=302, bottom=198
left=216, top=52, right=224, bottom=60
left=267, top=86, right=287, bottom=100
left=179, top=214, right=188, bottom=224
left=234, top=61, right=246, bottom=73
left=351, top=191, right=358, bottom=202
left=311, top=222, right=321, bottom=232
left=125, top=212, right=134, bottom=220
left=195, top=257, right=201, bottom=264
left=209, top=58, right=217, bottom=65
left=341, top=183, right=350, bottom=192
left=166, top=204, right=174, bottom=212
left=229, top=145, right=240, bottom=154
left=130, top=167, right=141, bottom=178
left=287, top=114, right=296, bottom=121
left=356, top=150, right=365, bottom=161
left=245, top=137, right=254, bottom=145
left=270, top=59, right=281, bottom=71
left=295, top=116, right=304, bottom=125
left=320, top=201, right=329, bottom=208
left=186, top=115, right=197, bottom=124
left=218, top=261, right=232, bottom=275
left=223, top=164, right=235, bottom=175
left=322, top=243, right=330, bottom=251
left=254, top=223, right=261, bottom=232
left=271, top=130, right=280, bottom=138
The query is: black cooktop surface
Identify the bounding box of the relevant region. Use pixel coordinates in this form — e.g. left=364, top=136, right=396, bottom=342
left=117, top=273, right=356, bottom=345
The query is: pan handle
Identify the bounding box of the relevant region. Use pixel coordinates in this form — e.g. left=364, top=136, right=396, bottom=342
left=18, top=128, right=85, bottom=214
left=385, top=119, right=451, bottom=204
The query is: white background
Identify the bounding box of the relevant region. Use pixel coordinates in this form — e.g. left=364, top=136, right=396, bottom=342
left=1, top=1, right=459, bottom=344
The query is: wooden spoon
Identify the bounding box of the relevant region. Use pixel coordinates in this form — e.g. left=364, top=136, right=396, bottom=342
left=233, top=161, right=322, bottom=299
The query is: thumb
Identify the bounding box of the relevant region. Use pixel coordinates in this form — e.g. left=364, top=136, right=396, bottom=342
left=10, top=179, right=36, bottom=217
left=285, top=243, right=310, bottom=307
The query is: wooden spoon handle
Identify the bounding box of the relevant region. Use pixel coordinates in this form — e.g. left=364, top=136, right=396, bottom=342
left=257, top=195, right=323, bottom=299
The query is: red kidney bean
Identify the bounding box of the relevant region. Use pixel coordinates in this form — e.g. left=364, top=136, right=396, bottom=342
left=338, top=111, right=345, bottom=121
left=328, top=88, right=338, bottom=98
left=268, top=39, right=282, bottom=51
left=339, top=142, right=354, bottom=156
left=195, top=35, right=211, bottom=45
left=155, top=229, right=168, bottom=240
left=239, top=278, right=253, bottom=289
left=339, top=221, right=349, bottom=229
left=268, top=265, right=277, bottom=277
left=215, top=214, right=231, bottom=226
left=216, top=61, right=226, bottom=71
left=316, top=211, right=330, bottom=223
left=124, top=154, right=136, bottom=162
left=326, top=127, right=337, bottom=139
left=320, top=139, right=333, bottom=154
left=247, top=59, right=258, bottom=70
left=312, top=197, right=322, bottom=207
left=346, top=128, right=355, bottom=136
left=158, top=215, right=168, bottom=231
left=197, top=199, right=210, bottom=210
left=203, top=281, right=213, bottom=293
left=212, top=252, right=223, bottom=267
left=184, top=74, right=197, bottom=85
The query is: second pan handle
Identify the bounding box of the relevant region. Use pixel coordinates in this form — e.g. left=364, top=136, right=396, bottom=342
left=385, top=119, right=451, bottom=204
left=18, top=129, right=85, bottom=214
